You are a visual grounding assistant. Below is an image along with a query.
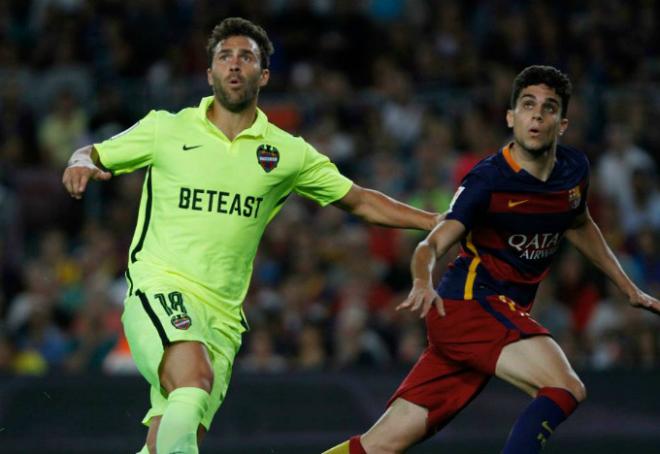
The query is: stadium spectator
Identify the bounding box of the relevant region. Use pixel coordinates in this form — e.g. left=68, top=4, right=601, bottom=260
left=0, top=0, right=656, bottom=394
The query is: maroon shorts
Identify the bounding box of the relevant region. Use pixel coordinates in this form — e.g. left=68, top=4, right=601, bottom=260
left=388, top=296, right=551, bottom=434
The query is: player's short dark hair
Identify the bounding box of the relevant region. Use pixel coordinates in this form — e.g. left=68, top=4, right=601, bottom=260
left=511, top=65, right=572, bottom=117
left=206, top=17, right=274, bottom=69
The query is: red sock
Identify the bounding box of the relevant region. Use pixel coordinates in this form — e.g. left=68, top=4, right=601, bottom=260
left=349, top=435, right=367, bottom=454
left=537, top=387, right=578, bottom=416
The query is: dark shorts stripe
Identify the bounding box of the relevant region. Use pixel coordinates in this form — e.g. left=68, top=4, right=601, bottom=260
left=125, top=269, right=134, bottom=296
left=240, top=313, right=250, bottom=332
left=475, top=298, right=519, bottom=331
left=275, top=192, right=290, bottom=207
left=130, top=166, right=153, bottom=263
left=136, top=289, right=170, bottom=347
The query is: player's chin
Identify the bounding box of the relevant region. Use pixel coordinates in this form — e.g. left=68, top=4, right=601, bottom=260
left=522, top=139, right=553, bottom=156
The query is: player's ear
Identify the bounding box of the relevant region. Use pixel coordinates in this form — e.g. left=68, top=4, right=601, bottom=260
left=207, top=68, right=213, bottom=87
left=259, top=68, right=270, bottom=87
left=506, top=110, right=514, bottom=128
left=559, top=118, right=569, bottom=136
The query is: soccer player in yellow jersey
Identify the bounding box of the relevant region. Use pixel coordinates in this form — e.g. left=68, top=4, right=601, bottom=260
left=62, top=17, right=439, bottom=454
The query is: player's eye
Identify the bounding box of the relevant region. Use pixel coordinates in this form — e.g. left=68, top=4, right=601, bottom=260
left=544, top=104, right=558, bottom=114
left=523, top=100, right=534, bottom=109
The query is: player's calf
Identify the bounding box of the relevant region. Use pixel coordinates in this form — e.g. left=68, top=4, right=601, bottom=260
left=495, top=336, right=586, bottom=453
left=321, top=436, right=366, bottom=454
left=323, top=398, right=427, bottom=454
left=155, top=341, right=214, bottom=454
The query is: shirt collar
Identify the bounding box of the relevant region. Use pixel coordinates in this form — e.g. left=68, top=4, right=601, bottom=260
left=502, top=143, right=522, bottom=173
left=198, top=96, right=268, bottom=138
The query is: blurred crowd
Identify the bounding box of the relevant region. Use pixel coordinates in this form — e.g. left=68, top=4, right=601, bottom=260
left=0, top=0, right=659, bottom=376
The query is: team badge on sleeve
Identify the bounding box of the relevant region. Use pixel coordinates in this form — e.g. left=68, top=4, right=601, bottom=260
left=171, top=314, right=192, bottom=330
left=568, top=185, right=581, bottom=209
left=256, top=144, right=280, bottom=172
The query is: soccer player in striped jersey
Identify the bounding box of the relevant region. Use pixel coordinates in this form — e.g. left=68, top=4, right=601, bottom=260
left=62, top=17, right=439, bottom=454
left=325, top=65, right=660, bottom=454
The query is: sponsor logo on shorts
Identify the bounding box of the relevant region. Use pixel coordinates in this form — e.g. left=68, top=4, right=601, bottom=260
left=171, top=314, right=192, bottom=330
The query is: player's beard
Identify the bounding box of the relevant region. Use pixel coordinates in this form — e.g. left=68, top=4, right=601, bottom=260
left=212, top=72, right=261, bottom=113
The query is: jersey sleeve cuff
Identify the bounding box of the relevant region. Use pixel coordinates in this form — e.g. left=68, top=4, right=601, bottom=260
left=321, top=177, right=354, bottom=207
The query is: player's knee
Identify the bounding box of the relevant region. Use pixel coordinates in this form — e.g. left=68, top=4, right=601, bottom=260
left=548, top=376, right=586, bottom=404
left=161, top=362, right=214, bottom=393
left=567, top=377, right=587, bottom=403
left=197, top=367, right=214, bottom=393
left=184, top=364, right=214, bottom=393
left=160, top=342, right=215, bottom=393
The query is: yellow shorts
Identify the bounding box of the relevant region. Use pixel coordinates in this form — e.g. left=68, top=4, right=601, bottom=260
left=122, top=284, right=242, bottom=430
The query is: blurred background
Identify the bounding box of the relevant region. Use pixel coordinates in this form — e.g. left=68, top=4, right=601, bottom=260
left=0, top=0, right=659, bottom=453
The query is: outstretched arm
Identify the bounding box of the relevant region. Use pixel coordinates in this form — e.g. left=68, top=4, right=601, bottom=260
left=396, top=219, right=466, bottom=318
left=333, top=183, right=442, bottom=231
left=566, top=209, right=660, bottom=315
left=62, top=145, right=112, bottom=199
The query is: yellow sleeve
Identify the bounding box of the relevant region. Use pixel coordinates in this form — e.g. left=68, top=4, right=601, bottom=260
left=293, top=141, right=353, bottom=206
left=94, top=110, right=159, bottom=175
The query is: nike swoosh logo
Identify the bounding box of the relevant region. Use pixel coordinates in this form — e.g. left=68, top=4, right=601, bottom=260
left=507, top=199, right=528, bottom=208
left=182, top=144, right=202, bottom=151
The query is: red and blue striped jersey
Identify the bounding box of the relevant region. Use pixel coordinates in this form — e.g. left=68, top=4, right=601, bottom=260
left=438, top=143, right=589, bottom=308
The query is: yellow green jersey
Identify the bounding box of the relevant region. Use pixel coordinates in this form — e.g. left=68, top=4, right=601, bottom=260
left=95, top=96, right=353, bottom=330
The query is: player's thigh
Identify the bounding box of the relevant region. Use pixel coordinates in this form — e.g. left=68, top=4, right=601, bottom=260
left=495, top=335, right=586, bottom=400
left=122, top=287, right=211, bottom=390
left=160, top=341, right=214, bottom=392
left=360, top=398, right=428, bottom=454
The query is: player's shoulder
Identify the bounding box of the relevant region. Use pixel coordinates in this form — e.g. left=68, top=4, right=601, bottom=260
left=471, top=153, right=501, bottom=173
left=134, top=106, right=194, bottom=127
left=462, top=152, right=502, bottom=186
left=557, top=143, right=589, bottom=167
left=263, top=121, right=308, bottom=152
left=556, top=144, right=590, bottom=178
left=167, top=105, right=200, bottom=122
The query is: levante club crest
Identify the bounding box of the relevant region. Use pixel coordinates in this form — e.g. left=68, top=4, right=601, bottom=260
left=171, top=314, right=192, bottom=330
left=256, top=144, right=280, bottom=172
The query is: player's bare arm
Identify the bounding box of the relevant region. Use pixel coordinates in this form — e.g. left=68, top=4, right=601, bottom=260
left=333, top=183, right=442, bottom=230
left=566, top=208, right=660, bottom=315
left=62, top=145, right=112, bottom=199
left=396, top=219, right=466, bottom=318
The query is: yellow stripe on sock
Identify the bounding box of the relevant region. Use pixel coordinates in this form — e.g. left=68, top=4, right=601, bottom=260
left=463, top=233, right=480, bottom=300
left=322, top=440, right=350, bottom=454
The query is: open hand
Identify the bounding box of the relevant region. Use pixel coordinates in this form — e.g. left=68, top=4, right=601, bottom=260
left=62, top=162, right=112, bottom=199
left=396, top=280, right=445, bottom=319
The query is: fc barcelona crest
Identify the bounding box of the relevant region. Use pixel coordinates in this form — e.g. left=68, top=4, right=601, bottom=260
left=568, top=185, right=581, bottom=209
left=256, top=144, right=279, bottom=173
